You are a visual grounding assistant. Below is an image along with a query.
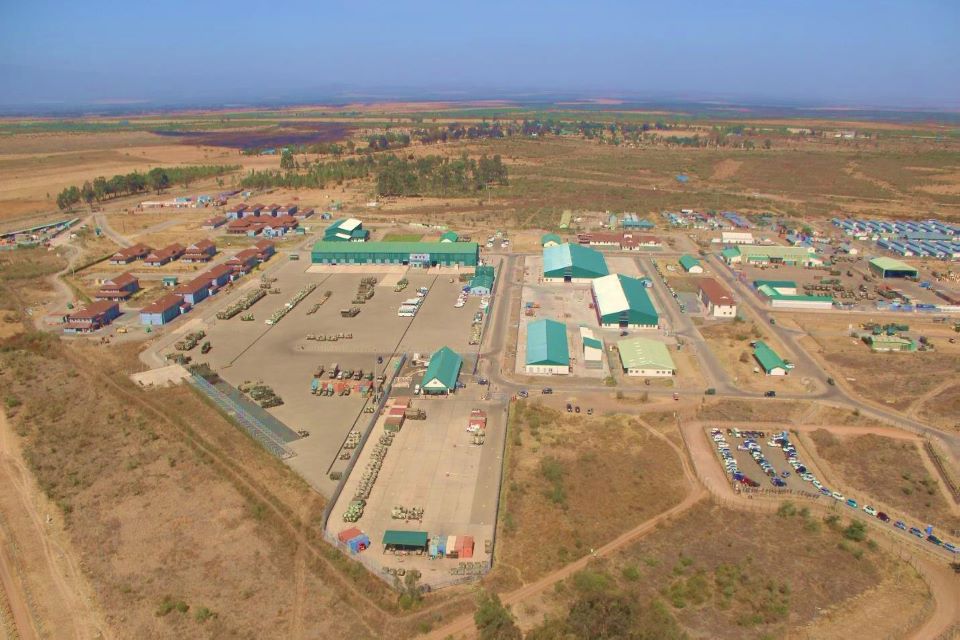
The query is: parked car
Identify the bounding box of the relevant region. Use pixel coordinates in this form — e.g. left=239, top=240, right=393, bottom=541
left=863, top=505, right=878, bottom=517
left=541, top=387, right=553, bottom=394
left=832, top=492, right=844, bottom=501
left=764, top=390, right=777, bottom=397
left=846, top=498, right=858, bottom=509
left=826, top=377, right=835, bottom=386
left=944, top=542, right=958, bottom=554
left=517, top=390, right=529, bottom=398
left=566, top=403, right=573, bottom=412
left=909, top=527, right=924, bottom=538
left=877, top=512, right=890, bottom=522
left=894, top=520, right=907, bottom=530
left=478, top=378, right=489, bottom=385
left=587, top=408, right=593, bottom=415
left=927, top=535, right=943, bottom=546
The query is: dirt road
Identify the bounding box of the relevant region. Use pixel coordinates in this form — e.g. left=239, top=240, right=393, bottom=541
left=0, top=409, right=113, bottom=640
left=425, top=420, right=708, bottom=640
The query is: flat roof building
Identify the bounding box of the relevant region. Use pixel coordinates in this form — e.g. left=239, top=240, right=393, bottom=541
left=311, top=241, right=479, bottom=268
left=525, top=319, right=570, bottom=375
left=722, top=245, right=821, bottom=267
left=542, top=243, right=609, bottom=283
left=579, top=326, right=603, bottom=369
left=591, top=274, right=659, bottom=329
left=617, top=337, right=676, bottom=377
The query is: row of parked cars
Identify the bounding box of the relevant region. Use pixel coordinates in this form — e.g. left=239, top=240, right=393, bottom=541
left=712, top=427, right=958, bottom=555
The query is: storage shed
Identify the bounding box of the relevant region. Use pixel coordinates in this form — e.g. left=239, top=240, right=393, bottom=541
left=869, top=257, right=918, bottom=279
left=753, top=341, right=788, bottom=375
left=678, top=255, right=703, bottom=273
left=382, top=530, right=428, bottom=553
left=525, top=319, right=570, bottom=375
left=617, top=337, right=676, bottom=377
left=422, top=346, right=463, bottom=395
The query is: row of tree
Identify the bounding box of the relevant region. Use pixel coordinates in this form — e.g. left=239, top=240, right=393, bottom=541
left=239, top=153, right=508, bottom=198
left=55, top=165, right=239, bottom=210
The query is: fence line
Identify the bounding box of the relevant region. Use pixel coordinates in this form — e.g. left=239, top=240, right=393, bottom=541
left=189, top=374, right=295, bottom=459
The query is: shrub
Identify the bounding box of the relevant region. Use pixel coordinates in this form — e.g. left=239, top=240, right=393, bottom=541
left=843, top=521, right=868, bottom=542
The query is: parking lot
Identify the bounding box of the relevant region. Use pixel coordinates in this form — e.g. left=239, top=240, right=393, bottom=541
left=189, top=259, right=488, bottom=495
left=326, top=392, right=503, bottom=586
left=708, top=427, right=824, bottom=497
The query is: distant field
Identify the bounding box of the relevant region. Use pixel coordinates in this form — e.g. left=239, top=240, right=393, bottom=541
left=380, top=233, right=423, bottom=242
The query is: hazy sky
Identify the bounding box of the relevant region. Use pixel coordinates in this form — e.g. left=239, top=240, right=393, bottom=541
left=1, top=0, right=958, bottom=109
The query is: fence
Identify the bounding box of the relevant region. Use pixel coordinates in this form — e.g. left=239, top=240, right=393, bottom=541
left=189, top=373, right=295, bottom=459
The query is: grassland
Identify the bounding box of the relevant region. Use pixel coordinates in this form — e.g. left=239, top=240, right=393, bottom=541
left=807, top=431, right=960, bottom=532
left=492, top=403, right=687, bottom=584
left=519, top=502, right=927, bottom=639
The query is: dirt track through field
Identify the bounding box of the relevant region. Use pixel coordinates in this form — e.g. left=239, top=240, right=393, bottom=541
left=0, top=408, right=113, bottom=640
left=424, top=420, right=708, bottom=640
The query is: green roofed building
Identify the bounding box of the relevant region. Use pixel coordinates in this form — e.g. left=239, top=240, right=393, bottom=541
left=617, top=337, right=676, bottom=377
left=753, top=280, right=797, bottom=295
left=865, top=334, right=916, bottom=352
left=559, top=210, right=572, bottom=229
left=422, top=346, right=463, bottom=395
left=469, top=265, right=495, bottom=295
left=541, top=233, right=562, bottom=248
left=323, top=218, right=369, bottom=242
left=591, top=274, right=659, bottom=329
left=678, top=254, right=703, bottom=273
left=311, top=241, right=478, bottom=268
left=721, top=245, right=821, bottom=267
left=525, top=319, right=570, bottom=375
left=869, top=256, right=918, bottom=279
left=439, top=230, right=459, bottom=243
left=753, top=340, right=788, bottom=375
left=382, top=530, right=429, bottom=552
left=542, top=243, right=609, bottom=282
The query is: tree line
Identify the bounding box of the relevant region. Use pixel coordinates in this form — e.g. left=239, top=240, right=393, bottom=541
left=55, top=165, right=240, bottom=210
left=239, top=153, right=508, bottom=198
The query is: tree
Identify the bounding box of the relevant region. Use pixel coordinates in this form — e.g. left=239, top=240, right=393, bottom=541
left=146, top=168, right=170, bottom=194
left=474, top=591, right=520, bottom=640
left=763, top=138, right=772, bottom=149
left=80, top=181, right=96, bottom=206
left=566, top=593, right=636, bottom=639
left=92, top=176, right=108, bottom=202
left=280, top=149, right=295, bottom=170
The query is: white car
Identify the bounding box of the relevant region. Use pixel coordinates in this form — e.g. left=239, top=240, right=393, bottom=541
left=832, top=492, right=844, bottom=501
left=863, top=505, right=878, bottom=517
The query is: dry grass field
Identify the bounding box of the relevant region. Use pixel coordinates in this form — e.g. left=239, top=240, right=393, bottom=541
left=807, top=431, right=960, bottom=532
left=0, top=334, right=397, bottom=639
left=493, top=403, right=687, bottom=584
left=519, top=502, right=929, bottom=640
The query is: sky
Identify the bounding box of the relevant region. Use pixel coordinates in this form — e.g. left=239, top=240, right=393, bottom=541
left=1, top=0, right=958, bottom=110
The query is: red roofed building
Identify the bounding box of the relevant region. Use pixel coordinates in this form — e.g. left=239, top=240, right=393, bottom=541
left=202, top=215, right=227, bottom=229
left=95, top=272, right=140, bottom=301
left=226, top=248, right=260, bottom=274
left=110, top=243, right=152, bottom=264
left=254, top=239, right=276, bottom=260
left=698, top=278, right=737, bottom=317
left=144, top=243, right=185, bottom=266
left=278, top=203, right=299, bottom=217
left=226, top=218, right=266, bottom=235
left=62, top=301, right=121, bottom=333
left=621, top=234, right=661, bottom=251
left=182, top=239, right=217, bottom=263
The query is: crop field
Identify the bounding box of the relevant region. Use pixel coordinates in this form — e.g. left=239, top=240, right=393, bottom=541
left=516, top=501, right=930, bottom=640
left=806, top=430, right=960, bottom=534
left=493, top=404, right=687, bottom=584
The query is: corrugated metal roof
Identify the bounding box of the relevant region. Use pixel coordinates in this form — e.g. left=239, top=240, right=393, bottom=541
left=543, top=243, right=609, bottom=278
left=869, top=256, right=917, bottom=274
left=526, top=319, right=569, bottom=366
left=541, top=233, right=562, bottom=245
left=592, top=274, right=658, bottom=322
left=753, top=341, right=786, bottom=373
left=679, top=255, right=701, bottom=271
left=312, top=241, right=478, bottom=255
left=617, top=337, right=675, bottom=371
left=423, top=346, right=462, bottom=390
left=382, top=530, right=428, bottom=547
left=440, top=231, right=459, bottom=242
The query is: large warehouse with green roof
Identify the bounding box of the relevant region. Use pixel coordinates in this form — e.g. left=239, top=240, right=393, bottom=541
left=591, top=274, right=659, bottom=329
left=311, top=241, right=479, bottom=267
left=721, top=245, right=821, bottom=267
left=422, top=346, right=463, bottom=394
left=868, top=256, right=918, bottom=279
left=525, top=319, right=570, bottom=375
left=542, top=243, right=609, bottom=282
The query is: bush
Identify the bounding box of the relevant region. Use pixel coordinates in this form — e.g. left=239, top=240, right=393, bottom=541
left=843, top=521, right=868, bottom=542
left=194, top=606, right=217, bottom=623
left=621, top=565, right=641, bottom=582
left=776, top=501, right=797, bottom=518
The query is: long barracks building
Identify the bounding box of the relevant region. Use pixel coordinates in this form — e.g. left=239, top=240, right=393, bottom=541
left=311, top=241, right=479, bottom=268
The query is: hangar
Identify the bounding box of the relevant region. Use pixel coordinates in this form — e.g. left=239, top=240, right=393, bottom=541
left=869, top=257, right=918, bottom=279
left=542, top=243, right=609, bottom=283
left=525, top=319, right=570, bottom=375
left=591, top=274, right=659, bottom=329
